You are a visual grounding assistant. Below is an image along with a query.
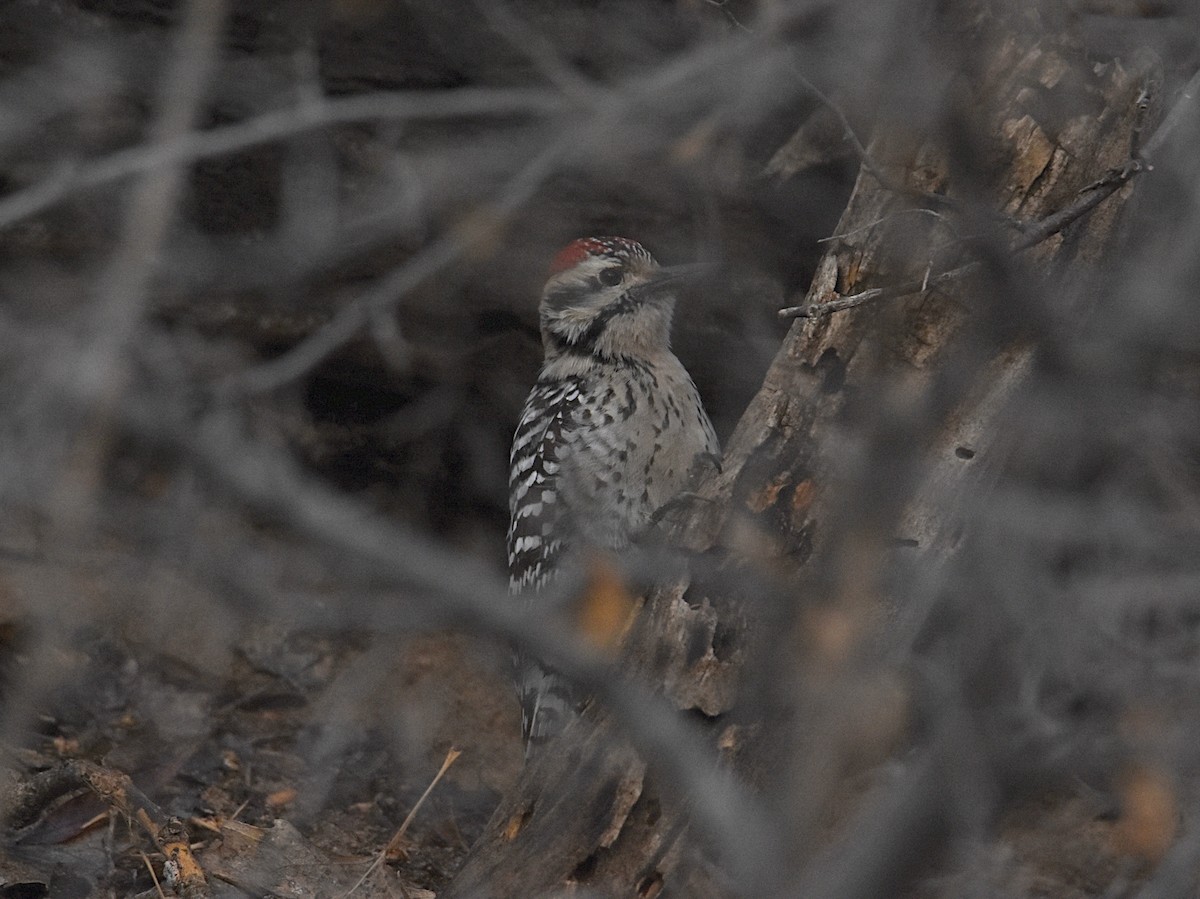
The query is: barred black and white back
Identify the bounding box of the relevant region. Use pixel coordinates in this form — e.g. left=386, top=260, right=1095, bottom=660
left=507, top=236, right=719, bottom=750
left=506, top=376, right=582, bottom=746
left=507, top=377, right=579, bottom=594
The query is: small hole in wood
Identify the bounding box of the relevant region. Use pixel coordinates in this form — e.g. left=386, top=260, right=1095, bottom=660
left=711, top=620, right=738, bottom=662
left=817, top=348, right=846, bottom=394
left=644, top=798, right=661, bottom=827
left=685, top=624, right=710, bottom=666
left=570, top=852, right=599, bottom=883
left=955, top=446, right=976, bottom=459
left=638, top=871, right=665, bottom=897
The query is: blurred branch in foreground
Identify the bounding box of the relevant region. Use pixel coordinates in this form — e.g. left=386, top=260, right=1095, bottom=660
left=1, top=0, right=1199, bottom=897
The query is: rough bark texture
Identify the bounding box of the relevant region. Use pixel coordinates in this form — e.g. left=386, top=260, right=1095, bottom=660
left=445, top=7, right=1156, bottom=897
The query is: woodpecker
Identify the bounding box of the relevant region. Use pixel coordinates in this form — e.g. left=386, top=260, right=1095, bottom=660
left=507, top=236, right=719, bottom=748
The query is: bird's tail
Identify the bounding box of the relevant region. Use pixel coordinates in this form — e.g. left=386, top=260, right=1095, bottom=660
left=516, top=653, right=579, bottom=755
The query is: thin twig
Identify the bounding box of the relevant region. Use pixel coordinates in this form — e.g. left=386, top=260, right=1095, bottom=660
left=141, top=851, right=168, bottom=899
left=221, top=32, right=793, bottom=394
left=780, top=148, right=1145, bottom=320
left=85, top=0, right=230, bottom=374
left=779, top=262, right=979, bottom=319
left=1138, top=64, right=1200, bottom=160
left=780, top=174, right=1120, bottom=319
left=713, top=0, right=1018, bottom=232
left=782, top=159, right=1137, bottom=321
left=1129, top=65, right=1163, bottom=160
left=47, top=0, right=231, bottom=531
left=817, top=207, right=962, bottom=244
left=782, top=60, right=1191, bottom=322
left=341, top=747, right=462, bottom=898
left=1011, top=159, right=1145, bottom=251
left=708, top=0, right=880, bottom=184
left=474, top=0, right=602, bottom=103
left=224, top=136, right=570, bottom=395
left=387, top=748, right=463, bottom=856
left=0, top=88, right=568, bottom=230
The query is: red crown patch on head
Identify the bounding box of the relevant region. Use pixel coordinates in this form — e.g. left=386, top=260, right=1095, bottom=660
left=548, top=236, right=648, bottom=275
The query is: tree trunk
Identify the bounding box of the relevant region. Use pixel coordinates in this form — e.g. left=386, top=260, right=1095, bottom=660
left=445, top=6, right=1157, bottom=896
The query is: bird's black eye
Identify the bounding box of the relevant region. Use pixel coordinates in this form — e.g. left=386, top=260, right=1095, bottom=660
left=598, top=267, right=624, bottom=287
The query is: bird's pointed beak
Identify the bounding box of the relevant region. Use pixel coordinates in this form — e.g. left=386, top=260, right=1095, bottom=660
left=653, top=263, right=706, bottom=284
left=633, top=263, right=708, bottom=299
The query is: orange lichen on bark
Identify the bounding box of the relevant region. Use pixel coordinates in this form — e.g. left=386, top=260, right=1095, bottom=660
left=575, top=556, right=638, bottom=651
left=1113, top=765, right=1177, bottom=862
